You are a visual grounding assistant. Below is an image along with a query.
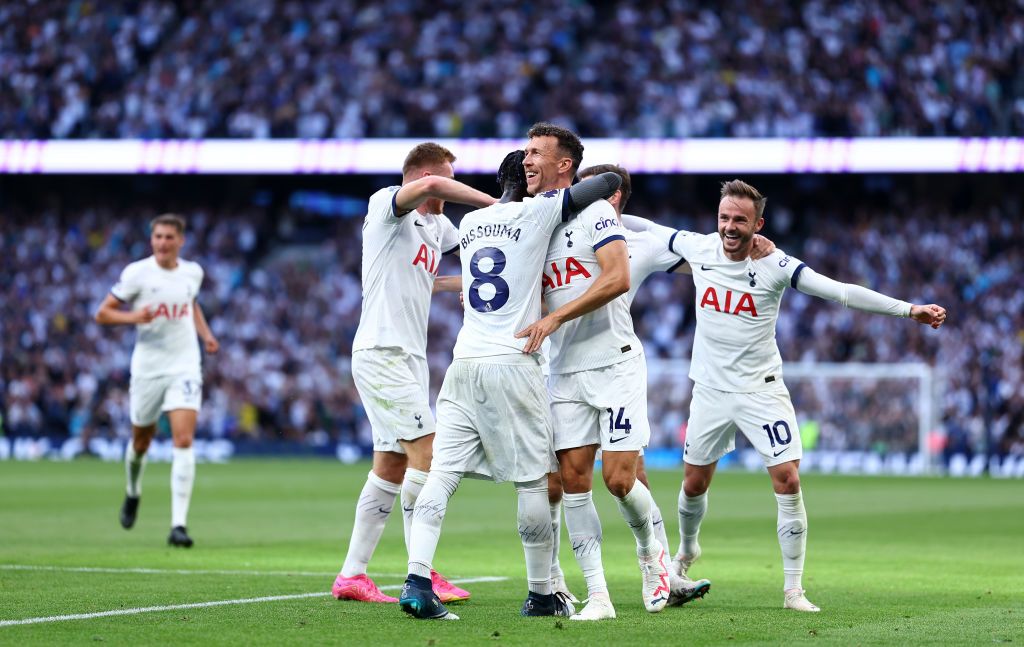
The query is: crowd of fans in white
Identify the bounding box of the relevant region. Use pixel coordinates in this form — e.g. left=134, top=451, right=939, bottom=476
left=2, top=0, right=1022, bottom=139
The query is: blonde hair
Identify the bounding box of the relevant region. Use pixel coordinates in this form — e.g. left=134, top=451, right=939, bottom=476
left=150, top=213, right=186, bottom=234
left=402, top=142, right=456, bottom=177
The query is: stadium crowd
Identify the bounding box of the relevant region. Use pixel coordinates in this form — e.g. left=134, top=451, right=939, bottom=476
left=2, top=181, right=1021, bottom=464
left=2, top=0, right=1023, bottom=139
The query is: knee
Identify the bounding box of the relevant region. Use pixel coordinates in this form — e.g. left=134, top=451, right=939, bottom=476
left=603, top=470, right=636, bottom=499
left=559, top=464, right=592, bottom=493
left=172, top=436, right=193, bottom=449
left=773, top=469, right=801, bottom=495
left=683, top=472, right=710, bottom=498
left=547, top=473, right=563, bottom=505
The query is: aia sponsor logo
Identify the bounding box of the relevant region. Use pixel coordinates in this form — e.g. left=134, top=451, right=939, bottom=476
left=151, top=303, right=192, bottom=320
left=542, top=257, right=591, bottom=290
left=411, top=243, right=440, bottom=275
left=699, top=286, right=758, bottom=317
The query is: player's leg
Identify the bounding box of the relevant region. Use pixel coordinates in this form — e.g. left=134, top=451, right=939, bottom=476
left=122, top=375, right=164, bottom=529
left=166, top=407, right=198, bottom=548
left=546, top=470, right=577, bottom=603
left=675, top=384, right=736, bottom=579
left=401, top=468, right=463, bottom=620
left=636, top=455, right=671, bottom=559
left=120, top=424, right=155, bottom=529
left=737, top=388, right=818, bottom=612
left=558, top=444, right=610, bottom=607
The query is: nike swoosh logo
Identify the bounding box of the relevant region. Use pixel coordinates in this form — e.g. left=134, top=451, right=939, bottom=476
left=414, top=221, right=425, bottom=227
left=402, top=505, right=415, bottom=513
left=701, top=264, right=711, bottom=270
left=772, top=446, right=791, bottom=457
left=377, top=506, right=393, bottom=514
left=609, top=436, right=629, bottom=444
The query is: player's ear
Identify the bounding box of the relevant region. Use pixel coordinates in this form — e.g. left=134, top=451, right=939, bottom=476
left=754, top=217, right=765, bottom=233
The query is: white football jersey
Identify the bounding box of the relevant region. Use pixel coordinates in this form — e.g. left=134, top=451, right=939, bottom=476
left=670, top=232, right=805, bottom=392
left=352, top=186, right=461, bottom=359
left=453, top=189, right=571, bottom=360
left=543, top=202, right=641, bottom=374
left=623, top=228, right=690, bottom=307
left=110, top=256, right=204, bottom=378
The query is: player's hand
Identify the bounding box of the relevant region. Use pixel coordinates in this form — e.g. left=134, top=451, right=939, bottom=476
left=133, top=307, right=156, bottom=324
left=515, top=315, right=562, bottom=354
left=750, top=234, right=776, bottom=260
left=204, top=336, right=220, bottom=353
left=458, top=291, right=465, bottom=310
left=910, top=304, right=946, bottom=329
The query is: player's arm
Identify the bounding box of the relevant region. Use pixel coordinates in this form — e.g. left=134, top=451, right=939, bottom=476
left=193, top=302, right=220, bottom=353
left=433, top=275, right=462, bottom=294
left=794, top=267, right=947, bottom=329
left=94, top=293, right=154, bottom=326
left=393, top=177, right=495, bottom=216
left=563, top=172, right=622, bottom=221
left=516, top=239, right=630, bottom=354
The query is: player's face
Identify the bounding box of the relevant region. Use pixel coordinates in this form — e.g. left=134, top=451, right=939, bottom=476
left=717, top=196, right=763, bottom=257
left=151, top=224, right=184, bottom=265
left=523, top=136, right=570, bottom=195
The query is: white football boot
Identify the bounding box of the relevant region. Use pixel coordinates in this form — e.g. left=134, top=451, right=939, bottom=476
left=784, top=588, right=821, bottom=612
left=570, top=592, right=616, bottom=621
left=638, top=547, right=670, bottom=613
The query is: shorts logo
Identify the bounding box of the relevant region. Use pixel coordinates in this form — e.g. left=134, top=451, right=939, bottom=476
left=414, top=414, right=423, bottom=429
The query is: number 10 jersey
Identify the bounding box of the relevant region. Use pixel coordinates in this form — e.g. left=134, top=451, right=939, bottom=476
left=452, top=190, right=571, bottom=360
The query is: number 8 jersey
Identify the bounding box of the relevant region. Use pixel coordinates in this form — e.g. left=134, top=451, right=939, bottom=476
left=452, top=189, right=573, bottom=360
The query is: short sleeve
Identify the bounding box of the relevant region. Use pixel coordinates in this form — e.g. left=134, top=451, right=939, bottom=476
left=765, top=249, right=807, bottom=291
left=576, top=201, right=624, bottom=251
left=643, top=232, right=688, bottom=273
left=527, top=188, right=570, bottom=234
left=365, top=186, right=403, bottom=225
left=193, top=264, right=205, bottom=297
left=110, top=264, right=141, bottom=303
left=439, top=216, right=461, bottom=255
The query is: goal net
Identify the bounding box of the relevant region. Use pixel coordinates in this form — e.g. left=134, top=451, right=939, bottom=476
left=644, top=360, right=939, bottom=475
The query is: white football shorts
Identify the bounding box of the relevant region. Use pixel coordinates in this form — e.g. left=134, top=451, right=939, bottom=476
left=548, top=354, right=651, bottom=453
left=431, top=356, right=556, bottom=484
left=351, top=347, right=435, bottom=454
left=684, top=382, right=802, bottom=467
left=129, top=373, right=202, bottom=427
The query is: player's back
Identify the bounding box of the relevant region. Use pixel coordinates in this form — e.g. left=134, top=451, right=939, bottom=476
left=453, top=190, right=569, bottom=360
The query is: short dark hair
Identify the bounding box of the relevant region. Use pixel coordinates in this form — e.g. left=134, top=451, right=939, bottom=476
left=402, top=142, right=456, bottom=177
left=497, top=149, right=527, bottom=193
left=579, top=163, right=631, bottom=211
left=720, top=179, right=767, bottom=218
left=527, top=122, right=584, bottom=173
left=150, top=213, right=186, bottom=234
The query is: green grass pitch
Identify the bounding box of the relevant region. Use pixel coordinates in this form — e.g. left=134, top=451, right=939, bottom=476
left=1, top=459, right=1022, bottom=645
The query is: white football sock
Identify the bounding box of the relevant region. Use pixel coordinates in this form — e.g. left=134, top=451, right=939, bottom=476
left=563, top=490, right=608, bottom=595
left=340, top=471, right=401, bottom=577
left=550, top=500, right=564, bottom=580
left=650, top=497, right=671, bottom=557
left=516, top=478, right=553, bottom=595
left=407, top=470, right=461, bottom=579
left=614, top=480, right=659, bottom=556
left=678, top=489, right=707, bottom=558
left=776, top=490, right=807, bottom=591
left=401, top=468, right=428, bottom=552
left=125, top=444, right=146, bottom=497
left=170, top=447, right=195, bottom=528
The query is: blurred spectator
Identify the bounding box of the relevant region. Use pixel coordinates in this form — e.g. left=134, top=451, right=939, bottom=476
left=2, top=0, right=1023, bottom=139
left=1, top=178, right=1021, bottom=464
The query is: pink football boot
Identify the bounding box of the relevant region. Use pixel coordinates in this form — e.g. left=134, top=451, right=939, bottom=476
left=431, top=570, right=471, bottom=603
left=331, top=573, right=398, bottom=603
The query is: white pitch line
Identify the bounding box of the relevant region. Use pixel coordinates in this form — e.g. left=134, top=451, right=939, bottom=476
left=0, top=576, right=507, bottom=627
left=0, top=564, right=409, bottom=578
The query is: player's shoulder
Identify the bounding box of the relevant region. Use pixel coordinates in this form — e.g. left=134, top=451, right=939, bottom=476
left=366, top=185, right=402, bottom=219
left=122, top=256, right=155, bottom=276
left=369, top=185, right=401, bottom=203
left=178, top=258, right=204, bottom=278
left=757, top=249, right=802, bottom=271
left=672, top=230, right=718, bottom=255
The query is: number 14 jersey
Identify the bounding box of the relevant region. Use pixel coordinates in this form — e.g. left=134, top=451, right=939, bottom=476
left=453, top=190, right=574, bottom=360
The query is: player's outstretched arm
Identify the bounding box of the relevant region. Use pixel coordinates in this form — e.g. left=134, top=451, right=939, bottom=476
left=564, top=172, right=622, bottom=219
left=393, top=176, right=495, bottom=215
left=795, top=267, right=947, bottom=329
left=432, top=275, right=462, bottom=294
left=515, top=239, right=630, bottom=354
left=193, top=302, right=219, bottom=353
left=94, top=293, right=155, bottom=326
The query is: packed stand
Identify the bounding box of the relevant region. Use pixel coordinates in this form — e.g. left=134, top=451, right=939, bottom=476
left=1, top=187, right=1021, bottom=462
left=3, top=0, right=1024, bottom=139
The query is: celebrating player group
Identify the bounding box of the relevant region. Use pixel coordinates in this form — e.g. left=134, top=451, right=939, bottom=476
left=97, top=122, right=946, bottom=621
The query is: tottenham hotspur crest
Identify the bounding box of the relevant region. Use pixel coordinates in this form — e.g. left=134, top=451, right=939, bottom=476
left=564, top=230, right=574, bottom=248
